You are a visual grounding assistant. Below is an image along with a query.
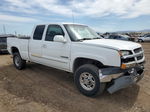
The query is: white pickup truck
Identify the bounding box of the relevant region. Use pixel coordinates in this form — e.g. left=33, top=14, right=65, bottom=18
left=7, top=23, right=145, bottom=96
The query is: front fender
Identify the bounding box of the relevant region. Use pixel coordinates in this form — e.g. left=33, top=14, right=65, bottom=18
left=70, top=54, right=106, bottom=71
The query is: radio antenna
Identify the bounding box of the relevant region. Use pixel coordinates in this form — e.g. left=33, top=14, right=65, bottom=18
left=72, top=9, right=75, bottom=24
left=3, top=24, right=6, bottom=34
left=71, top=0, right=75, bottom=24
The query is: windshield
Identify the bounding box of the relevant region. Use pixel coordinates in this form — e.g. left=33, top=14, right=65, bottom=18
left=64, top=24, right=101, bottom=41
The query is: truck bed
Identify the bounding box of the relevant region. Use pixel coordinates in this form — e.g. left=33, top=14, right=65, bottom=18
left=7, top=37, right=29, bottom=60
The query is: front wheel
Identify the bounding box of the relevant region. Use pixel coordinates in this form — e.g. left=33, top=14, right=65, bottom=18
left=13, top=53, right=26, bottom=70
left=74, top=64, right=105, bottom=96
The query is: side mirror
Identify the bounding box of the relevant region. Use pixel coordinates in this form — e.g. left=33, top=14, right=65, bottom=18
left=53, top=35, right=66, bottom=43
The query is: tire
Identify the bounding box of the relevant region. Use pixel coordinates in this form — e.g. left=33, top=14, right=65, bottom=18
left=138, top=39, right=143, bottom=42
left=74, top=64, right=105, bottom=96
left=13, top=52, right=26, bottom=70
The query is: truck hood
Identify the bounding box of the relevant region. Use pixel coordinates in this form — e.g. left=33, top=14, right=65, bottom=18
left=82, top=39, right=141, bottom=50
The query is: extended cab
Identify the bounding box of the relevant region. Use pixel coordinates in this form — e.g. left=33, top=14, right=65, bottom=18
left=7, top=23, right=145, bottom=96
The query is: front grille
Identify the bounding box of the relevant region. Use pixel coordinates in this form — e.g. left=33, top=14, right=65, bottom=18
left=137, top=54, right=143, bottom=60
left=134, top=47, right=142, bottom=53
left=133, top=47, right=144, bottom=61
left=122, top=47, right=144, bottom=64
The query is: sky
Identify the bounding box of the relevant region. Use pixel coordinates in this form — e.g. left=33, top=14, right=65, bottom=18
left=0, top=0, right=150, bottom=35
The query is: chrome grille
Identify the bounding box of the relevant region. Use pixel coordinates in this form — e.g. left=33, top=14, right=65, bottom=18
left=122, top=47, right=144, bottom=64
left=134, top=47, right=144, bottom=61
left=136, top=54, right=143, bottom=60
left=134, top=47, right=142, bottom=53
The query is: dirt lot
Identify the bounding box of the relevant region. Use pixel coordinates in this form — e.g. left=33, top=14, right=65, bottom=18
left=0, top=43, right=150, bottom=112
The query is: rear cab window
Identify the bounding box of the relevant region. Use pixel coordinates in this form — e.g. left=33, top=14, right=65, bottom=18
left=33, top=25, right=45, bottom=40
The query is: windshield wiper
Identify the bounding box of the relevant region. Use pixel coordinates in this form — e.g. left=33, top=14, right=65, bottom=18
left=75, top=37, right=101, bottom=42
left=76, top=38, right=92, bottom=41
left=92, top=37, right=101, bottom=39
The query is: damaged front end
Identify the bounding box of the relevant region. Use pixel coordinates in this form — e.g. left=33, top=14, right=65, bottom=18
left=99, top=46, right=145, bottom=94
left=99, top=62, right=145, bottom=94
left=99, top=64, right=144, bottom=94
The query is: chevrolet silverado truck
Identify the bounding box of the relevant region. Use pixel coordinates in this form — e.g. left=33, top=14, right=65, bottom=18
left=7, top=23, right=145, bottom=96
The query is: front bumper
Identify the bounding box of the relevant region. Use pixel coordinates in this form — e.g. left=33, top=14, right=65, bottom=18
left=99, top=62, right=145, bottom=93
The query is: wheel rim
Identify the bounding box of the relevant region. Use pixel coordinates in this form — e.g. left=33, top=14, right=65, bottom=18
left=14, top=56, right=20, bottom=67
left=79, top=72, right=96, bottom=91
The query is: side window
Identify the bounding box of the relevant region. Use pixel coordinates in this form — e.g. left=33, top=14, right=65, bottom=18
left=147, top=34, right=150, bottom=37
left=45, top=25, right=64, bottom=41
left=144, top=34, right=150, bottom=37
left=33, top=25, right=45, bottom=40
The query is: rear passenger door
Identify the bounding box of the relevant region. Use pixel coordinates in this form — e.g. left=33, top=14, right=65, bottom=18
left=42, top=24, right=70, bottom=71
left=29, top=25, right=45, bottom=62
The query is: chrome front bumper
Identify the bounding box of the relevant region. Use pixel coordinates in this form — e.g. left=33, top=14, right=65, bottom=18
left=99, top=69, right=122, bottom=83
left=99, top=62, right=145, bottom=83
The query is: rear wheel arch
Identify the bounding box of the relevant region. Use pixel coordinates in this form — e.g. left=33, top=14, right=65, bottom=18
left=11, top=47, right=20, bottom=55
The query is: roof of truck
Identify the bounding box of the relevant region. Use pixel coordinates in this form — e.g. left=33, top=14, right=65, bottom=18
left=36, top=23, right=86, bottom=26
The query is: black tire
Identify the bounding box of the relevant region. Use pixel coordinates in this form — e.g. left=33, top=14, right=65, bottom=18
left=74, top=64, right=105, bottom=96
left=138, top=39, right=143, bottom=42
left=13, top=52, right=26, bottom=70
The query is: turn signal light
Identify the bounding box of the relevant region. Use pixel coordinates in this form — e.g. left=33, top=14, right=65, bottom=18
left=121, top=64, right=126, bottom=69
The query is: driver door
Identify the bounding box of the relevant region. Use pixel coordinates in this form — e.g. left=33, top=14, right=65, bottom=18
left=42, top=24, right=70, bottom=71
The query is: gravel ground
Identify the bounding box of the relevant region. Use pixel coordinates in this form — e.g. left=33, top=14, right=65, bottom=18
left=0, top=43, right=150, bottom=112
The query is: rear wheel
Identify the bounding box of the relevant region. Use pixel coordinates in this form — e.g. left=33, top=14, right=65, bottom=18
left=13, top=53, right=26, bottom=70
left=74, top=64, right=105, bottom=96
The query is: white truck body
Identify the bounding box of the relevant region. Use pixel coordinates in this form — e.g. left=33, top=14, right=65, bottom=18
left=7, top=23, right=145, bottom=96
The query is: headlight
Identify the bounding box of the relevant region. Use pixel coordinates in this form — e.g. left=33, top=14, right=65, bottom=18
left=119, top=50, right=132, bottom=56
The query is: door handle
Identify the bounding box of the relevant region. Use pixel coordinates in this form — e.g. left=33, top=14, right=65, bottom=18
left=42, top=44, right=47, bottom=48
